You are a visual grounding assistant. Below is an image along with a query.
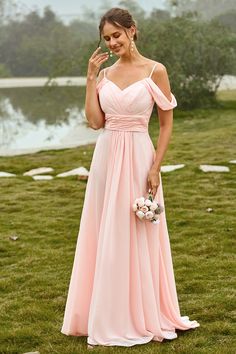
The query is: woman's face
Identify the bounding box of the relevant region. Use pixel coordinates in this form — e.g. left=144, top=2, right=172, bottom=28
left=102, top=21, right=134, bottom=56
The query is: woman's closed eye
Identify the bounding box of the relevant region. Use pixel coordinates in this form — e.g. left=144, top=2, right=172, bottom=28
left=103, top=32, right=121, bottom=41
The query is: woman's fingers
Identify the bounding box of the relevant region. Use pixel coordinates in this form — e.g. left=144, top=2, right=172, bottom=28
left=87, top=48, right=109, bottom=78
left=89, top=56, right=108, bottom=70
left=90, top=53, right=108, bottom=66
left=152, top=187, right=157, bottom=197
left=90, top=46, right=102, bottom=59
left=148, top=177, right=159, bottom=198
left=93, top=53, right=109, bottom=68
left=91, top=48, right=108, bottom=61
left=88, top=52, right=109, bottom=73
left=96, top=55, right=109, bottom=64
left=94, top=53, right=109, bottom=62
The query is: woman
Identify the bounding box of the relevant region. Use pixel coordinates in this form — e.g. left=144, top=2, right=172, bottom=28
left=61, top=7, right=200, bottom=348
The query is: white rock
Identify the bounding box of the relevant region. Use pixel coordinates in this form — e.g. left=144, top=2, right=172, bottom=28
left=0, top=171, right=16, bottom=177
left=56, top=167, right=89, bottom=177
left=22, top=352, right=40, bottom=354
left=32, top=175, right=53, bottom=180
left=206, top=208, right=213, bottom=212
left=199, top=165, right=230, bottom=172
left=23, top=167, right=54, bottom=176
left=161, top=164, right=185, bottom=172
left=229, top=160, right=236, bottom=164
left=9, top=235, right=19, bottom=241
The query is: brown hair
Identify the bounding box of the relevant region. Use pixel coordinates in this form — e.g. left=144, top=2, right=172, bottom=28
left=97, top=7, right=138, bottom=47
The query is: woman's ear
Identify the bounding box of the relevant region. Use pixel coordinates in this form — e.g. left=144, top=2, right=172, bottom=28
left=128, top=26, right=135, bottom=39
left=131, top=26, right=136, bottom=37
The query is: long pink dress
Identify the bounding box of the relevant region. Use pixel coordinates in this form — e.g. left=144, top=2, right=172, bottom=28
left=61, top=63, right=200, bottom=347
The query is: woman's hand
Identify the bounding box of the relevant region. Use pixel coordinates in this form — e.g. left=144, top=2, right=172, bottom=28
left=147, top=167, right=160, bottom=199
left=87, top=47, right=109, bottom=79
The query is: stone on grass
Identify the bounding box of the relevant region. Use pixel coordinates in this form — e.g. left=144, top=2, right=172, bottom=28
left=23, top=167, right=54, bottom=176
left=32, top=175, right=54, bottom=180
left=23, top=352, right=40, bottom=354
left=199, top=165, right=229, bottom=172
left=206, top=208, right=213, bottom=212
left=0, top=171, right=16, bottom=177
left=161, top=164, right=185, bottom=173
left=229, top=160, right=236, bottom=164
left=56, top=167, right=89, bottom=179
left=9, top=235, right=19, bottom=241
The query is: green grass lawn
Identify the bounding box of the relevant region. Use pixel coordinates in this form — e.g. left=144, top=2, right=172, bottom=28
left=0, top=92, right=235, bottom=354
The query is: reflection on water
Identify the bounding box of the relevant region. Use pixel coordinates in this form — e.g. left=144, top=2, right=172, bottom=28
left=0, top=86, right=101, bottom=156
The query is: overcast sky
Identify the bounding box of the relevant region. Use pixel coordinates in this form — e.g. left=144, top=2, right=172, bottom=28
left=19, top=0, right=166, bottom=22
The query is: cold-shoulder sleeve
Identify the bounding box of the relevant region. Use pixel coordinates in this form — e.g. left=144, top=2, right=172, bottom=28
left=145, top=78, right=177, bottom=110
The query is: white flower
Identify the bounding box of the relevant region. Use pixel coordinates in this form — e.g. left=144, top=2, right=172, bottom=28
left=141, top=205, right=149, bottom=213
left=145, top=211, right=154, bottom=220
left=137, top=197, right=145, bottom=207
left=132, top=203, right=138, bottom=211
left=150, top=201, right=158, bottom=211
left=145, top=199, right=152, bottom=207
left=136, top=210, right=145, bottom=219
left=153, top=213, right=160, bottom=220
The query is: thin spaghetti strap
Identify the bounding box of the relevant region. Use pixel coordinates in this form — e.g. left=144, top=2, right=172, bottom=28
left=149, top=63, right=158, bottom=78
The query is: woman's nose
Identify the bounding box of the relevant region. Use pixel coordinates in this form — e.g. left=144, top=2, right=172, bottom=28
left=110, top=37, right=117, bottom=47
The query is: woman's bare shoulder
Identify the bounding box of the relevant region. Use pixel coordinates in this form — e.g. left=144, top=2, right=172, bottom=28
left=97, top=65, right=114, bottom=83
left=141, top=59, right=165, bottom=76
left=97, top=68, right=105, bottom=84
left=148, top=60, right=169, bottom=80
left=150, top=61, right=172, bottom=99
left=150, top=60, right=167, bottom=74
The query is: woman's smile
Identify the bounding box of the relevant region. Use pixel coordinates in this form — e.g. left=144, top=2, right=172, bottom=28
left=112, top=46, right=122, bottom=52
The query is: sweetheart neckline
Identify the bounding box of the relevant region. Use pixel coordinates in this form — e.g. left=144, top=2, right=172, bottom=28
left=103, top=77, right=149, bottom=92
left=97, top=76, right=174, bottom=104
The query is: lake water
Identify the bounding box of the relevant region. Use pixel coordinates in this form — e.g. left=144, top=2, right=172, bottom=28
left=1, top=75, right=235, bottom=156
left=0, top=86, right=101, bottom=156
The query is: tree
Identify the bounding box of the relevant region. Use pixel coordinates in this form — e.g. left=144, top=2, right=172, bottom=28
left=0, top=6, right=77, bottom=76
left=81, top=6, right=97, bottom=23
left=139, top=14, right=236, bottom=108
left=165, top=0, right=236, bottom=20
left=118, top=0, right=145, bottom=21
left=69, top=19, right=98, bottom=44
left=149, top=9, right=171, bottom=22
left=214, top=9, right=236, bottom=32
left=99, top=0, right=113, bottom=17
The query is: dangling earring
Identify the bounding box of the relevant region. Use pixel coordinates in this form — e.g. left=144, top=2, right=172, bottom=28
left=131, top=37, right=134, bottom=52
left=109, top=50, right=113, bottom=57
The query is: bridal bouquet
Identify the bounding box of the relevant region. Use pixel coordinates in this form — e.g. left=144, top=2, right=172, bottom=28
left=132, top=189, right=164, bottom=224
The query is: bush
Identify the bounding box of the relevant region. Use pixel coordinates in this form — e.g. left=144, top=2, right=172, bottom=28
left=0, top=62, right=11, bottom=77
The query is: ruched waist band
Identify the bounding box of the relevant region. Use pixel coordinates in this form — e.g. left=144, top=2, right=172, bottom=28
left=105, top=114, right=148, bottom=132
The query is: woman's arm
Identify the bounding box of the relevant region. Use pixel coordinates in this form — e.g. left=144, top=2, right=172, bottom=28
left=152, top=64, right=173, bottom=171
left=147, top=64, right=174, bottom=196
left=85, top=48, right=108, bottom=130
